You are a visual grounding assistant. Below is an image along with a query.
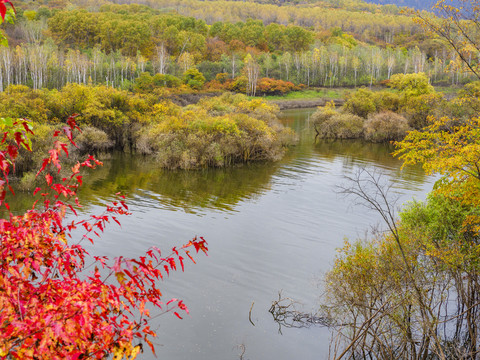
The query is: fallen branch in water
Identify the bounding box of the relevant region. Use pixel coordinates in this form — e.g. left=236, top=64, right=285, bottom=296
left=269, top=291, right=331, bottom=334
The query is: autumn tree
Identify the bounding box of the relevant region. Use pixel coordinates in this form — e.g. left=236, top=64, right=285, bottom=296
left=414, top=0, right=480, bottom=79
left=388, top=72, right=434, bottom=99
left=244, top=53, right=259, bottom=96
left=394, top=112, right=480, bottom=231
left=183, top=67, right=205, bottom=89
left=324, top=69, right=480, bottom=360
left=0, top=117, right=208, bottom=359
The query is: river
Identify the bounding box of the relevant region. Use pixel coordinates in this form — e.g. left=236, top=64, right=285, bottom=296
left=38, top=108, right=438, bottom=359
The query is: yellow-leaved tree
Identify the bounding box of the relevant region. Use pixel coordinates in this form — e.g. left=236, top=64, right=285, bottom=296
left=394, top=114, right=480, bottom=232
left=322, top=2, right=480, bottom=357
left=415, top=0, right=480, bottom=80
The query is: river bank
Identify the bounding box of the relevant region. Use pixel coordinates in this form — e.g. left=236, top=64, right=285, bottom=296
left=269, top=98, right=345, bottom=109
left=166, top=91, right=346, bottom=109
left=167, top=91, right=223, bottom=106
left=165, top=90, right=346, bottom=110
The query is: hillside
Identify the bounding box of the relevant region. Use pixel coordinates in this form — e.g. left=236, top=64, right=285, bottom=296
left=0, top=0, right=474, bottom=93
left=362, top=0, right=467, bottom=11
left=362, top=0, right=434, bottom=10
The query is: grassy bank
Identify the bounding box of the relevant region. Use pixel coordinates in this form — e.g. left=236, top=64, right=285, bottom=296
left=256, top=88, right=346, bottom=101
left=260, top=85, right=460, bottom=103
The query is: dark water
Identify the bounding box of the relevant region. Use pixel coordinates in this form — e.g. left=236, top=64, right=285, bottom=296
left=16, top=108, right=436, bottom=359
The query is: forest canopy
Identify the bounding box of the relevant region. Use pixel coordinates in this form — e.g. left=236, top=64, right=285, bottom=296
left=0, top=0, right=474, bottom=93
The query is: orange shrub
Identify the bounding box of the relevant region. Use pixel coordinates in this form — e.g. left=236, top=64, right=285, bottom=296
left=256, top=78, right=299, bottom=95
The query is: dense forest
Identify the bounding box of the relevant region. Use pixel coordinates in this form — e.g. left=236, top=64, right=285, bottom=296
left=363, top=0, right=467, bottom=11
left=362, top=0, right=436, bottom=10
left=0, top=0, right=475, bottom=95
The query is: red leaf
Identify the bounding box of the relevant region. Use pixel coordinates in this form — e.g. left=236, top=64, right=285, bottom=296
left=45, top=174, right=53, bottom=186
left=145, top=337, right=156, bottom=355
left=21, top=120, right=33, bottom=134
left=178, top=256, right=184, bottom=272
left=14, top=132, right=24, bottom=147
left=7, top=144, right=17, bottom=160
left=185, top=251, right=196, bottom=264
left=0, top=1, right=15, bottom=21
left=173, top=312, right=183, bottom=319
left=0, top=4, right=6, bottom=21
left=36, top=158, right=50, bottom=177
left=60, top=143, right=69, bottom=157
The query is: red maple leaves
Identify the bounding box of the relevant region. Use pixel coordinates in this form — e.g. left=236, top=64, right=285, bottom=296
left=0, top=0, right=14, bottom=22
left=0, top=117, right=207, bottom=358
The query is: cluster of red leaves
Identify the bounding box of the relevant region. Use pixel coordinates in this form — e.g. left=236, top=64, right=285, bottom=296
left=0, top=117, right=208, bottom=359
left=256, top=78, right=300, bottom=96
left=205, top=76, right=301, bottom=96
left=0, top=0, right=14, bottom=22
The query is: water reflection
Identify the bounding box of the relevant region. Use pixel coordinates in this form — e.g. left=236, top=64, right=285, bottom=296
left=278, top=108, right=428, bottom=191
left=6, top=108, right=436, bottom=360
left=79, top=155, right=281, bottom=215
left=7, top=153, right=281, bottom=215
left=10, top=107, right=428, bottom=217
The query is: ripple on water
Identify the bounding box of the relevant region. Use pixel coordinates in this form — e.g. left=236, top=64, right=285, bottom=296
left=51, top=108, right=437, bottom=360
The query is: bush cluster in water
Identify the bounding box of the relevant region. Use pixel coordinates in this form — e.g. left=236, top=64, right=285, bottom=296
left=136, top=94, right=296, bottom=168
left=311, top=73, right=476, bottom=143
left=0, top=85, right=296, bottom=187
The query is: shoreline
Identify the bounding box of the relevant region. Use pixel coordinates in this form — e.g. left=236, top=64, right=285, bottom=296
left=166, top=91, right=346, bottom=110
left=268, top=98, right=345, bottom=110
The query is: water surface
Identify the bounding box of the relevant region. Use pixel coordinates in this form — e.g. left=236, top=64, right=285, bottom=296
left=33, top=108, right=438, bottom=359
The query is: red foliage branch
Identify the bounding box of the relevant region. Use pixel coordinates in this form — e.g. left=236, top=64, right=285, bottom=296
left=0, top=1, right=14, bottom=22
left=0, top=117, right=207, bottom=359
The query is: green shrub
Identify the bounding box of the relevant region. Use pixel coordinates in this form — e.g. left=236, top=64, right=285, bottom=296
left=364, top=111, right=409, bottom=142
left=401, top=92, right=445, bottom=129
left=0, top=84, right=292, bottom=171
left=183, top=68, right=206, bottom=90
left=226, top=76, right=248, bottom=94
left=388, top=72, right=434, bottom=99
left=15, top=122, right=58, bottom=175
left=311, top=102, right=337, bottom=127
left=18, top=171, right=37, bottom=192
left=153, top=74, right=182, bottom=88
left=343, top=88, right=377, bottom=118
left=0, top=85, right=49, bottom=122
left=373, top=91, right=401, bottom=113
left=133, top=72, right=154, bottom=93
left=215, top=73, right=229, bottom=83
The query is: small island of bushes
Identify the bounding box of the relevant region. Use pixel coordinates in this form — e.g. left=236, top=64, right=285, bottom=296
left=1, top=84, right=296, bottom=187
left=311, top=73, right=474, bottom=143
